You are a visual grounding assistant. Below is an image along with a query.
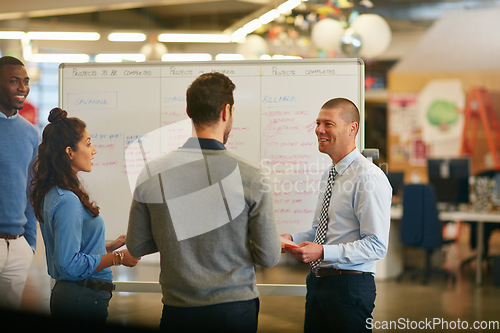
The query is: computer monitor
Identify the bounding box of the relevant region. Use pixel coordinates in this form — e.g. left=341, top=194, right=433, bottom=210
left=387, top=172, right=405, bottom=198
left=427, top=158, right=470, bottom=207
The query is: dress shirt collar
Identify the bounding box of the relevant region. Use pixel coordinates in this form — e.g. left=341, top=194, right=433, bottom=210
left=182, top=137, right=226, bottom=150
left=333, top=148, right=360, bottom=176
left=0, top=110, right=19, bottom=119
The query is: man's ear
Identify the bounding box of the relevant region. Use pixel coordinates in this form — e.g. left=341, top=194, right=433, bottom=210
left=221, top=104, right=231, bottom=121
left=65, top=147, right=73, bottom=160
left=186, top=107, right=191, bottom=118
left=350, top=122, right=359, bottom=136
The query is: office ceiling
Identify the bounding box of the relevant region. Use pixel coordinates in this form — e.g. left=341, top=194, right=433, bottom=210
left=1, top=0, right=499, bottom=58
left=2, top=0, right=499, bottom=34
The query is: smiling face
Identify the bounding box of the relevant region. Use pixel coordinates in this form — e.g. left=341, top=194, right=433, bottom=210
left=0, top=64, right=30, bottom=117
left=66, top=128, right=97, bottom=173
left=315, top=106, right=358, bottom=163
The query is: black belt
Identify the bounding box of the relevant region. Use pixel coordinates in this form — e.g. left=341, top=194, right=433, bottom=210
left=75, top=278, right=115, bottom=292
left=0, top=233, right=23, bottom=239
left=312, top=267, right=373, bottom=278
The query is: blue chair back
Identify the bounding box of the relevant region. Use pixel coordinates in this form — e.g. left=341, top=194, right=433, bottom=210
left=401, top=184, right=442, bottom=249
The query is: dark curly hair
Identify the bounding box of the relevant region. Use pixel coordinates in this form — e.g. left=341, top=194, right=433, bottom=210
left=30, top=107, right=99, bottom=222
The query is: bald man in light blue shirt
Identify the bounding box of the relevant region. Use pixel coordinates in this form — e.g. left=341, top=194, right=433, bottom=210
left=282, top=98, right=392, bottom=333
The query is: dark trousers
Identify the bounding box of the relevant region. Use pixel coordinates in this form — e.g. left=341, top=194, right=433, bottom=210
left=160, top=298, right=259, bottom=333
left=50, top=280, right=112, bottom=324
left=304, top=272, right=376, bottom=333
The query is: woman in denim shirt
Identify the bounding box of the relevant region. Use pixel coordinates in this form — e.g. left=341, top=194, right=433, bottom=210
left=30, top=107, right=140, bottom=323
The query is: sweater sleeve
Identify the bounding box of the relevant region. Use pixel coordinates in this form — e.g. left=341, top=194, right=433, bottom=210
left=23, top=135, right=39, bottom=251
left=126, top=198, right=158, bottom=257
left=247, top=170, right=281, bottom=268
left=23, top=195, right=37, bottom=251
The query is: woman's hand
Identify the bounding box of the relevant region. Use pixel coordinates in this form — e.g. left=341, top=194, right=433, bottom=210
left=106, top=234, right=126, bottom=253
left=120, top=249, right=141, bottom=267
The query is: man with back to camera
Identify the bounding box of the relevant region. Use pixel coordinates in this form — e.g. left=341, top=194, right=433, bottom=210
left=281, top=98, right=392, bottom=333
left=0, top=56, right=39, bottom=309
left=126, top=72, right=281, bottom=332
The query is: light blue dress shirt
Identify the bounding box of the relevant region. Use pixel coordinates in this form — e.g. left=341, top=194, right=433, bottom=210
left=39, top=187, right=112, bottom=282
left=291, top=148, right=392, bottom=274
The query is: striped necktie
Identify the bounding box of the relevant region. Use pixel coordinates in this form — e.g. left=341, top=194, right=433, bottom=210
left=310, top=165, right=337, bottom=270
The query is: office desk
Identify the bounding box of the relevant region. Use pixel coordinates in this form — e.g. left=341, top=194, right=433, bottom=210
left=391, top=206, right=500, bottom=286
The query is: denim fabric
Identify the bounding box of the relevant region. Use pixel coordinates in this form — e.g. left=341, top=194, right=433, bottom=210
left=50, top=280, right=112, bottom=323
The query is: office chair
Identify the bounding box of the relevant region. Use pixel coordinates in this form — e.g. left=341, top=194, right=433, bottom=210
left=397, top=184, right=456, bottom=285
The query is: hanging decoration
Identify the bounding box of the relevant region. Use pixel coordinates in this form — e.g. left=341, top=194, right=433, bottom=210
left=311, top=18, right=344, bottom=52
left=348, top=13, right=391, bottom=58
left=310, top=1, right=391, bottom=58
left=340, top=28, right=362, bottom=57
left=237, top=34, right=269, bottom=60
left=247, top=0, right=391, bottom=59
left=140, top=35, right=168, bottom=61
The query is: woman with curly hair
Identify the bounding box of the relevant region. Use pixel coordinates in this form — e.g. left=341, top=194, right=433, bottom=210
left=30, top=107, right=140, bottom=323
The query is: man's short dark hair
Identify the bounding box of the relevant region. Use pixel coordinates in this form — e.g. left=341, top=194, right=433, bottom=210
left=186, top=72, right=235, bottom=125
left=0, top=56, right=25, bottom=71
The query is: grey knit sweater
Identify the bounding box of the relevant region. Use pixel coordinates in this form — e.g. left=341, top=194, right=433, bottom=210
left=126, top=147, right=281, bottom=307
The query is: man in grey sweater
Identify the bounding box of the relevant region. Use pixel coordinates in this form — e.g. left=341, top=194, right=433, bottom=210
left=126, top=72, right=281, bottom=332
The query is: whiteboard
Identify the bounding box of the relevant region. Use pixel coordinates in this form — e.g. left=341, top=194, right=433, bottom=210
left=59, top=59, right=364, bottom=239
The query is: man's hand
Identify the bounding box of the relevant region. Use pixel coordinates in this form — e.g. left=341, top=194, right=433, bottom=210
left=287, top=241, right=324, bottom=263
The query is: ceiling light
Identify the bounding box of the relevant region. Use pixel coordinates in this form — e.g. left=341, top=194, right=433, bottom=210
left=26, top=32, right=100, bottom=41
left=243, top=19, right=262, bottom=35
left=108, top=33, right=147, bottom=42
left=30, top=54, right=90, bottom=63
left=231, top=29, right=247, bottom=43
left=230, top=0, right=306, bottom=43
left=231, top=19, right=263, bottom=43
left=278, top=0, right=303, bottom=14
left=0, top=31, right=25, bottom=39
left=161, top=53, right=213, bottom=61
left=95, top=54, right=146, bottom=62
left=259, top=9, right=280, bottom=25
left=158, top=34, right=230, bottom=43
